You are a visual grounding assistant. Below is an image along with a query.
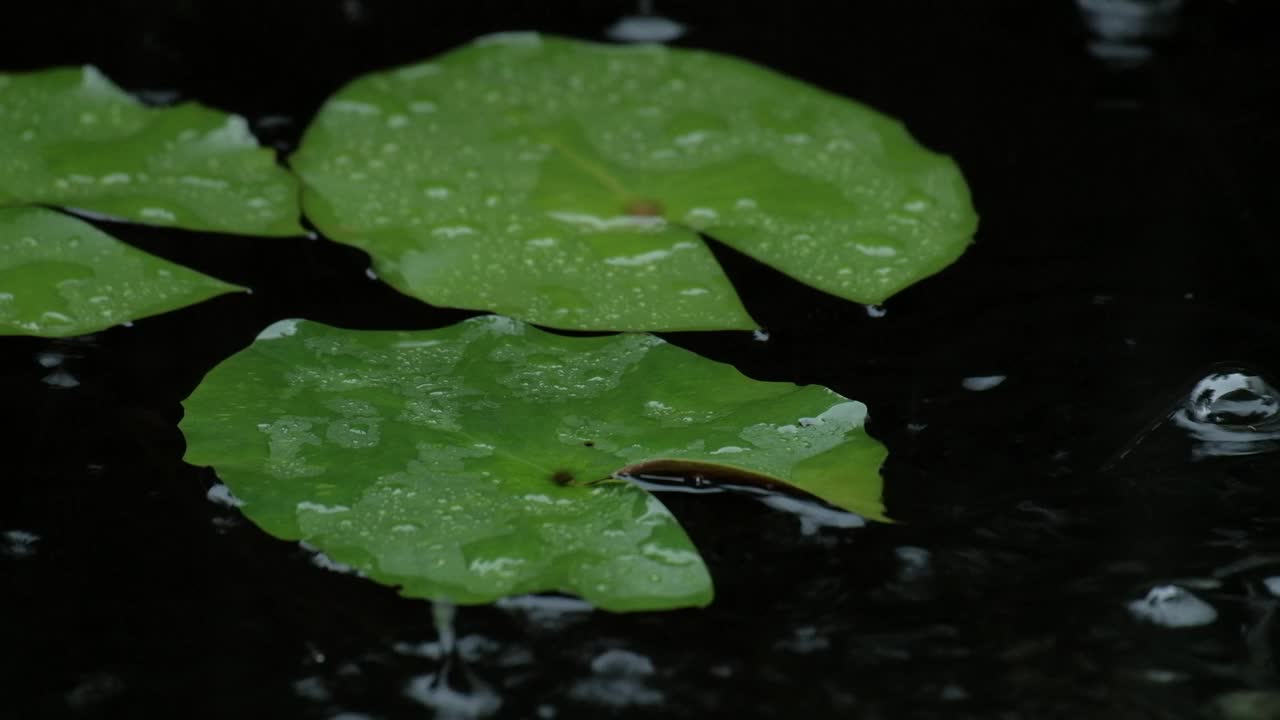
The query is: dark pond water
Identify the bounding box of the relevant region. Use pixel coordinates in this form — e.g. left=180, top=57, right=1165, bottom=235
left=4, top=1, right=1280, bottom=717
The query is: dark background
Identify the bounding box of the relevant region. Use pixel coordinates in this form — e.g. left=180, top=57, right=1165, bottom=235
left=4, top=1, right=1280, bottom=717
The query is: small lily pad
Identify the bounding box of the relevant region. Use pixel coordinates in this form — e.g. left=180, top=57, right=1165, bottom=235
left=0, top=66, right=302, bottom=235
left=292, top=32, right=977, bottom=331
left=0, top=207, right=243, bottom=337
left=180, top=315, right=886, bottom=611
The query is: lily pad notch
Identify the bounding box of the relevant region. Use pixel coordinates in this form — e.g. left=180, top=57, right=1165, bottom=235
left=0, top=65, right=305, bottom=337
left=291, top=32, right=978, bottom=332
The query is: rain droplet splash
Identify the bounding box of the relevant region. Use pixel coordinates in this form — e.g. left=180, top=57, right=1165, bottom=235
left=1173, top=368, right=1280, bottom=459
left=403, top=601, right=503, bottom=718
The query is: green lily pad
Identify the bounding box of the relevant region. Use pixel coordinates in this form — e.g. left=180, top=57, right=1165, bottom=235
left=0, top=66, right=302, bottom=236
left=180, top=315, right=886, bottom=611
left=0, top=207, right=243, bottom=337
left=291, top=32, right=977, bottom=331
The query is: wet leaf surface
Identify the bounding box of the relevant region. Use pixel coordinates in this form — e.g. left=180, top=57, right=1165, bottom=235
left=0, top=66, right=302, bottom=236
left=6, top=1, right=1279, bottom=716
left=180, top=315, right=886, bottom=610
left=0, top=207, right=242, bottom=337
left=291, top=33, right=976, bottom=330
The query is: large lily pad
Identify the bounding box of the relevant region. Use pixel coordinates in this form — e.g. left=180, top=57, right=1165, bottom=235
left=0, top=66, right=302, bottom=236
left=291, top=32, right=977, bottom=331
left=180, top=315, right=886, bottom=611
left=0, top=207, right=242, bottom=337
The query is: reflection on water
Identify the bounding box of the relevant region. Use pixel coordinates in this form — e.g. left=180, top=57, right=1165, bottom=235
left=606, top=0, right=686, bottom=44
left=1077, top=0, right=1183, bottom=65
left=495, top=594, right=594, bottom=631
left=2, top=529, right=39, bottom=558
left=569, top=649, right=664, bottom=708
left=961, top=374, right=1006, bottom=392
left=626, top=473, right=867, bottom=534
left=35, top=349, right=81, bottom=388
left=1128, top=585, right=1218, bottom=627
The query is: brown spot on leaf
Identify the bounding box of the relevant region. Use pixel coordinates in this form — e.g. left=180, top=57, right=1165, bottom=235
left=551, top=469, right=575, bottom=486
left=624, top=198, right=664, bottom=217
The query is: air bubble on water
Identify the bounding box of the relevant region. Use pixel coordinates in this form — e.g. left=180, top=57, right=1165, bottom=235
left=752, top=329, right=770, bottom=342
left=364, top=267, right=378, bottom=280
left=1127, top=585, right=1217, bottom=628
left=1184, top=371, right=1279, bottom=425
left=962, top=375, right=1006, bottom=392
left=865, top=304, right=887, bottom=318
left=1172, top=369, right=1280, bottom=458
left=41, top=369, right=80, bottom=389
